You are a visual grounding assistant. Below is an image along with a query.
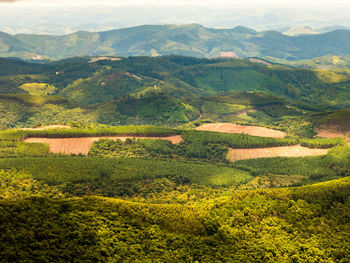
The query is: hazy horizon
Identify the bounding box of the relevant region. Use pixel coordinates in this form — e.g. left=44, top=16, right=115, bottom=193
left=1, top=0, right=350, bottom=35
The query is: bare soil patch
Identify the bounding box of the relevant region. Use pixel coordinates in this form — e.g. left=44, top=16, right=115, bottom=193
left=24, top=135, right=183, bottom=155
left=235, top=109, right=256, bottom=117
left=220, top=51, right=239, bottom=58
left=316, top=126, right=350, bottom=141
left=89, top=57, right=121, bottom=63
left=227, top=145, right=329, bottom=162
left=196, top=123, right=286, bottom=138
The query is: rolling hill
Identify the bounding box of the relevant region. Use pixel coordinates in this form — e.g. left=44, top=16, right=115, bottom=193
left=268, top=54, right=350, bottom=70
left=2, top=55, right=350, bottom=105
left=0, top=55, right=349, bottom=135
left=0, top=52, right=349, bottom=261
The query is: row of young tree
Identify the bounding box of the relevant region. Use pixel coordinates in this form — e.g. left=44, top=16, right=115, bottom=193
left=0, top=156, right=252, bottom=197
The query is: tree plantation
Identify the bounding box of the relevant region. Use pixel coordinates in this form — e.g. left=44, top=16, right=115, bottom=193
left=0, top=171, right=349, bottom=262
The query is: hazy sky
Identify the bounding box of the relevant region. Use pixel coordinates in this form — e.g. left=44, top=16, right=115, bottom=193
left=0, top=0, right=349, bottom=7
left=1, top=0, right=350, bottom=34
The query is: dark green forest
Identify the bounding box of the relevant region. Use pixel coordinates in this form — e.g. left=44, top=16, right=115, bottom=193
left=1, top=168, right=350, bottom=262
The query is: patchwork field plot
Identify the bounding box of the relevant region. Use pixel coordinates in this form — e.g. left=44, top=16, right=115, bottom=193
left=24, top=135, right=183, bottom=155
left=89, top=57, right=121, bottom=63
left=316, top=129, right=350, bottom=141
left=196, top=123, right=286, bottom=138
left=227, top=144, right=330, bottom=162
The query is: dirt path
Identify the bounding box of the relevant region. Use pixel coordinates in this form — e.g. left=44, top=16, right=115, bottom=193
left=196, top=123, right=286, bottom=138
left=227, top=145, right=330, bottom=162
left=24, top=135, right=183, bottom=155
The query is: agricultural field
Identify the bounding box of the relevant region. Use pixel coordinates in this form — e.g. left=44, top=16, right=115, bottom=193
left=24, top=135, right=183, bottom=155
left=313, top=109, right=350, bottom=141
left=196, top=123, right=286, bottom=138
left=227, top=144, right=330, bottom=162
left=0, top=54, right=349, bottom=261
left=0, top=125, right=349, bottom=261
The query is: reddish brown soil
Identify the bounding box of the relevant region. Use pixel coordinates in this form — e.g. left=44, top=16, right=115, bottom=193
left=24, top=135, right=183, bottom=155
left=196, top=123, right=286, bottom=138
left=227, top=145, right=330, bottom=162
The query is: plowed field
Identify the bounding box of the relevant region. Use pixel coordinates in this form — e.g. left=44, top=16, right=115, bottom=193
left=196, top=123, right=286, bottom=138
left=316, top=129, right=350, bottom=141
left=24, top=135, right=183, bottom=155
left=227, top=145, right=330, bottom=162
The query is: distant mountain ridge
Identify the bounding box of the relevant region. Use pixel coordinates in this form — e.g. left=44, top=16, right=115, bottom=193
left=2, top=24, right=350, bottom=60
left=277, top=25, right=350, bottom=36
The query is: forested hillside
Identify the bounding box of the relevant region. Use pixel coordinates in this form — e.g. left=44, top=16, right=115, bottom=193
left=0, top=107, right=348, bottom=261
left=0, top=141, right=349, bottom=262
left=2, top=1, right=350, bottom=260
left=0, top=56, right=349, bottom=134
left=0, top=52, right=350, bottom=263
